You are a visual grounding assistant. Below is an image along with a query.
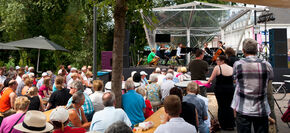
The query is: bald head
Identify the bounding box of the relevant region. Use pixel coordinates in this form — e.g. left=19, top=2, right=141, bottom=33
left=102, top=92, right=115, bottom=107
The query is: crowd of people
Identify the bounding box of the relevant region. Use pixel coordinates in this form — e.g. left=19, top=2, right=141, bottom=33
left=0, top=38, right=277, bottom=133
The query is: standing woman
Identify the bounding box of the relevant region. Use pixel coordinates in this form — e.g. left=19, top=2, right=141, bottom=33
left=225, top=47, right=239, bottom=67
left=207, top=55, right=235, bottom=130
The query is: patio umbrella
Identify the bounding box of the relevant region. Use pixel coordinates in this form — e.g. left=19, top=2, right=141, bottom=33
left=2, top=36, right=69, bottom=72
left=0, top=42, right=20, bottom=50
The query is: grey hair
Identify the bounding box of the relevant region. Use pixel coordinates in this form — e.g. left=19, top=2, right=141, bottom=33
left=187, top=82, right=199, bottom=93
left=125, top=79, right=135, bottom=90
left=72, top=91, right=85, bottom=104
left=242, top=38, right=258, bottom=55
left=105, top=121, right=132, bottom=133
left=71, top=80, right=84, bottom=92
left=149, top=74, right=158, bottom=82
left=165, top=73, right=173, bottom=80
left=102, top=92, right=115, bottom=107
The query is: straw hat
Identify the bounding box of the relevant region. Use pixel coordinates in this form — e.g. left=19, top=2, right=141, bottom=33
left=14, top=110, right=53, bottom=133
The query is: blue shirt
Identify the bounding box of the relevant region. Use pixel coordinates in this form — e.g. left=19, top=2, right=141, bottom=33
left=90, top=107, right=131, bottom=132
left=122, top=90, right=146, bottom=126
left=52, top=84, right=57, bottom=92
left=67, top=93, right=95, bottom=117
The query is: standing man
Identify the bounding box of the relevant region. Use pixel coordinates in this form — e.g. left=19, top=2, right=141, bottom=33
left=188, top=49, right=208, bottom=97
left=231, top=38, right=273, bottom=133
left=176, top=43, right=185, bottom=65
left=147, top=48, right=160, bottom=67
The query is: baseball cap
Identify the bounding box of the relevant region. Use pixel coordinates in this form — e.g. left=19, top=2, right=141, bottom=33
left=140, top=71, right=147, bottom=76
left=49, top=106, right=69, bottom=123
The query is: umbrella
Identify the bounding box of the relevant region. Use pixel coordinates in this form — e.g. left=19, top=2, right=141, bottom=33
left=2, top=36, right=69, bottom=72
left=0, top=42, right=20, bottom=50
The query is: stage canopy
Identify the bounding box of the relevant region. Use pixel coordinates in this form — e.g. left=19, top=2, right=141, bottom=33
left=222, top=0, right=290, bottom=8
left=141, top=1, right=266, bottom=50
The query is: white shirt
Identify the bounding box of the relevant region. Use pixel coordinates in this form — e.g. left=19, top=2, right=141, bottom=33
left=16, top=76, right=22, bottom=84
left=0, top=75, right=6, bottom=84
left=160, top=80, right=175, bottom=100
left=81, top=72, right=87, bottom=81
left=157, top=74, right=166, bottom=86
left=89, top=91, right=105, bottom=112
left=197, top=94, right=211, bottom=127
left=176, top=47, right=185, bottom=57
left=90, top=106, right=132, bottom=132
left=154, top=117, right=197, bottom=133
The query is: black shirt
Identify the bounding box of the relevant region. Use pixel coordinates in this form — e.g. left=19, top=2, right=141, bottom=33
left=180, top=102, right=198, bottom=130
left=26, top=96, right=40, bottom=111
left=189, top=59, right=208, bottom=80
left=48, top=88, right=71, bottom=109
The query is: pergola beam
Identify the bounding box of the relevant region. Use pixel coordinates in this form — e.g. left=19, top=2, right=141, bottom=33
left=153, top=8, right=229, bottom=11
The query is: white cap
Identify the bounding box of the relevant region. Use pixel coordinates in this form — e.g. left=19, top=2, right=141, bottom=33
left=28, top=67, right=34, bottom=71
left=71, top=67, right=77, bottom=71
left=155, top=67, right=161, bottom=73
left=42, top=72, right=48, bottom=77
left=28, top=73, right=34, bottom=78
left=15, top=66, right=20, bottom=70
left=58, top=69, right=62, bottom=75
left=49, top=107, right=69, bottom=123
left=140, top=71, right=147, bottom=76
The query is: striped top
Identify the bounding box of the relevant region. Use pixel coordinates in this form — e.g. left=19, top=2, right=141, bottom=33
left=231, top=56, right=273, bottom=117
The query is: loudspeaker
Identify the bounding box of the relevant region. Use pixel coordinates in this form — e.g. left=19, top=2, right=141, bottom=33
left=155, top=34, right=171, bottom=43
left=101, top=51, right=112, bottom=70
left=269, top=28, right=288, bottom=68
left=123, top=29, right=130, bottom=68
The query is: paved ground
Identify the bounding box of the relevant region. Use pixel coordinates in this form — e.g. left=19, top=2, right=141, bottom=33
left=207, top=93, right=290, bottom=133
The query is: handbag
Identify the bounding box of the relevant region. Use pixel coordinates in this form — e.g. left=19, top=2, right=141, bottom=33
left=281, top=106, right=290, bottom=122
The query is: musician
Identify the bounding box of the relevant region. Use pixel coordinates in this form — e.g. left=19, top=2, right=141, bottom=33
left=147, top=48, right=160, bottom=67
left=176, top=43, right=185, bottom=65
left=212, top=41, right=226, bottom=62
left=159, top=44, right=170, bottom=65
left=203, top=43, right=212, bottom=56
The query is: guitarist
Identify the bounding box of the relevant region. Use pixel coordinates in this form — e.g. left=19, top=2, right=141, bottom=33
left=212, top=41, right=226, bottom=62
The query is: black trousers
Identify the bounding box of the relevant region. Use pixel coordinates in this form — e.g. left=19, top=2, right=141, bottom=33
left=236, top=112, right=268, bottom=133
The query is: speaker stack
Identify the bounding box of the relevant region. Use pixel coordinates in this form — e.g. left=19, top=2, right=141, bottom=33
left=269, top=28, right=288, bottom=68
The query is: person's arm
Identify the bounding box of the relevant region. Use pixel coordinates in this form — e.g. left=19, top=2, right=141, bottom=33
left=39, top=95, right=45, bottom=111
left=46, top=103, right=52, bottom=111
left=195, top=109, right=199, bottom=128
left=80, top=108, right=91, bottom=129
left=43, top=90, right=49, bottom=98
left=9, top=92, right=17, bottom=109
left=68, top=109, right=83, bottom=127
left=207, top=66, right=218, bottom=83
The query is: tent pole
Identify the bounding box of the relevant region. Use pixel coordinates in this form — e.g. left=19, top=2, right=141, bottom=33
left=186, top=29, right=190, bottom=65
left=36, top=49, right=40, bottom=73
left=93, top=3, right=97, bottom=80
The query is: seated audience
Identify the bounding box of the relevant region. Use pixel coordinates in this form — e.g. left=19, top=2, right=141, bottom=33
left=136, top=87, right=154, bottom=118
left=154, top=95, right=197, bottom=133
left=50, top=106, right=86, bottom=133
left=46, top=76, right=71, bottom=110
left=89, top=80, right=105, bottom=112
left=104, top=121, right=133, bottom=133
left=16, top=74, right=28, bottom=96
left=14, top=110, right=53, bottom=133
left=39, top=77, right=52, bottom=98
left=90, top=92, right=131, bottom=132
left=146, top=74, right=161, bottom=111
left=122, top=79, right=146, bottom=127
left=177, top=67, right=191, bottom=82
left=26, top=87, right=45, bottom=111
left=170, top=87, right=199, bottom=130
left=0, top=79, right=17, bottom=117
left=160, top=73, right=175, bottom=101
left=36, top=72, right=49, bottom=89
left=67, top=73, right=79, bottom=89
left=0, top=96, right=30, bottom=133
left=67, top=91, right=91, bottom=129
left=140, top=71, right=149, bottom=86
left=183, top=82, right=209, bottom=133
left=21, top=78, right=33, bottom=95
left=66, top=80, right=94, bottom=121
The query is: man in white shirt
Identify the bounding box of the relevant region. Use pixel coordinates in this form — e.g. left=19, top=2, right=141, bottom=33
left=36, top=72, right=49, bottom=89
left=160, top=73, right=175, bottom=101
left=0, top=68, right=6, bottom=84
left=176, top=43, right=185, bottom=65
left=154, top=95, right=196, bottom=133
left=90, top=92, right=131, bottom=132
left=81, top=66, right=87, bottom=81
left=66, top=67, right=77, bottom=83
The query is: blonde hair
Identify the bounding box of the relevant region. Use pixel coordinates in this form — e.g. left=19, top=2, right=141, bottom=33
left=27, top=87, right=38, bottom=96
left=43, top=77, right=51, bottom=87
left=181, top=67, right=187, bottom=73
left=14, top=96, right=30, bottom=111
left=136, top=87, right=146, bottom=97
left=187, top=82, right=199, bottom=93
left=24, top=78, right=33, bottom=86
left=177, top=67, right=182, bottom=73
left=55, top=76, right=64, bottom=90
left=86, top=71, right=93, bottom=77
left=93, top=80, right=103, bottom=91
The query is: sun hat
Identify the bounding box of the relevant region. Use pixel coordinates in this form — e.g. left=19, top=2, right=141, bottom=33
left=71, top=67, right=77, bottom=71
left=15, top=66, right=20, bottom=70
left=49, top=106, right=69, bottom=123
left=140, top=71, right=148, bottom=76
left=42, top=72, right=48, bottom=77
left=14, top=110, right=53, bottom=133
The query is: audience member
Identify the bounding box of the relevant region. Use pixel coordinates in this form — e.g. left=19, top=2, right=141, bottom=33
left=154, top=95, right=197, bottom=133
left=0, top=68, right=7, bottom=84
left=0, top=96, right=30, bottom=133
left=50, top=106, right=86, bottom=133
left=16, top=74, right=28, bottom=96
left=0, top=79, right=18, bottom=117
left=225, top=47, right=239, bottom=67
left=67, top=73, right=79, bottom=89
left=14, top=110, right=53, bottom=133
left=231, top=38, right=274, bottom=132
left=183, top=82, right=209, bottom=133
left=188, top=49, right=209, bottom=97
left=66, top=80, right=94, bottom=121
left=66, top=67, right=77, bottom=84
left=67, top=91, right=91, bottom=129
left=140, top=71, right=149, bottom=86
left=136, top=87, right=154, bottom=118
left=122, top=79, right=146, bottom=127
left=21, top=78, right=33, bottom=95
left=104, top=121, right=133, bottom=133
left=36, top=72, right=49, bottom=89
left=89, top=80, right=105, bottom=112
left=46, top=76, right=71, bottom=110
left=26, top=87, right=45, bottom=111
left=165, top=69, right=179, bottom=83
left=39, top=77, right=52, bottom=98
left=177, top=67, right=191, bottom=82
left=90, top=92, right=131, bottom=132
left=169, top=87, right=199, bottom=130
left=207, top=55, right=235, bottom=130
left=160, top=73, right=175, bottom=101
left=146, top=74, right=161, bottom=111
